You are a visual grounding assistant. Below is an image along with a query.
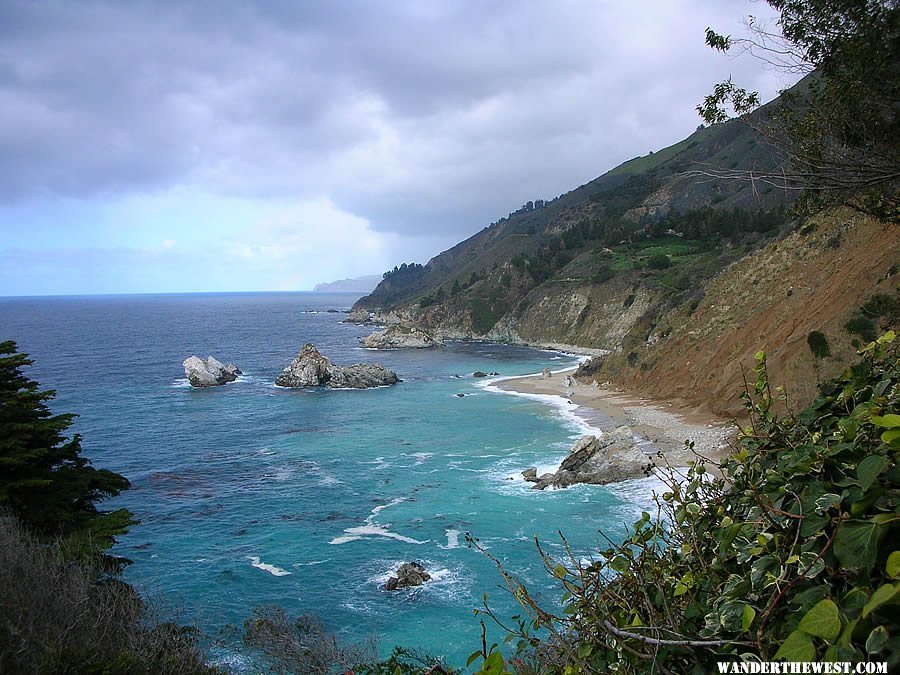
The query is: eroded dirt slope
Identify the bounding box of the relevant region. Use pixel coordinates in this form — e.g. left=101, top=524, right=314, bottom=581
left=599, top=210, right=899, bottom=417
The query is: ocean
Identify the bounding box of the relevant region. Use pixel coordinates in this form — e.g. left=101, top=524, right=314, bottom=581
left=0, top=292, right=664, bottom=669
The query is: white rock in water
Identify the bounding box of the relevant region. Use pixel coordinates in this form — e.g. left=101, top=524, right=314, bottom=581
left=183, top=355, right=242, bottom=387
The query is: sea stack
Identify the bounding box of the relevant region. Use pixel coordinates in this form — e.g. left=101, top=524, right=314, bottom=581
left=360, top=324, right=441, bottom=349
left=384, top=562, right=431, bottom=590
left=275, top=343, right=400, bottom=389
left=182, top=356, right=242, bottom=387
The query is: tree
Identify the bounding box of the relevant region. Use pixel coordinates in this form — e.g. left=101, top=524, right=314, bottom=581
left=0, top=341, right=134, bottom=555
left=697, top=0, right=899, bottom=217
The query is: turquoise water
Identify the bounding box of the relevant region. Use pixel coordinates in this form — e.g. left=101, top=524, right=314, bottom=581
left=0, top=292, right=663, bottom=669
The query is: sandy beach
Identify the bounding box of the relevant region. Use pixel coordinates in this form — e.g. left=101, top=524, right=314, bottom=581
left=494, top=367, right=736, bottom=470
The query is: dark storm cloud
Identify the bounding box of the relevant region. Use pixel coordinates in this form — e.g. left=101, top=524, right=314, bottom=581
left=0, top=1, right=789, bottom=236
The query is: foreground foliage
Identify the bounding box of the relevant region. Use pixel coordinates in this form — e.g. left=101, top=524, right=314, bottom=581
left=471, top=332, right=898, bottom=673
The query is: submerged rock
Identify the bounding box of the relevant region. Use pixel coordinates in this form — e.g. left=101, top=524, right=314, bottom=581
left=275, top=343, right=400, bottom=389
left=532, top=427, right=651, bottom=490
left=385, top=561, right=431, bottom=591
left=183, top=355, right=242, bottom=387
left=360, top=324, right=441, bottom=349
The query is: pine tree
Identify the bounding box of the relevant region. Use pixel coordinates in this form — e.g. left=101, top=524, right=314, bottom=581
left=0, top=340, right=134, bottom=555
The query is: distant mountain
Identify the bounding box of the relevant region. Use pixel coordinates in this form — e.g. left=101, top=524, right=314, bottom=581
left=313, top=274, right=382, bottom=293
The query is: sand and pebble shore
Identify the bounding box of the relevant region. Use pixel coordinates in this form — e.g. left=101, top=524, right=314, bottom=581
left=494, top=367, right=736, bottom=470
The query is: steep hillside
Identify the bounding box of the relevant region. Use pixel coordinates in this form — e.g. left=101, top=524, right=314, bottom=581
left=353, top=110, right=790, bottom=315
left=582, top=209, right=899, bottom=417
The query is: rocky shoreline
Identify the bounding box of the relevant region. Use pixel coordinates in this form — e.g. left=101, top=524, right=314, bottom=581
left=494, top=367, right=733, bottom=479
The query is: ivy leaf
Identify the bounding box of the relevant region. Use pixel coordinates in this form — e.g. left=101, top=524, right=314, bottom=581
left=609, top=556, right=629, bottom=573
left=741, top=604, right=756, bottom=632
left=814, top=492, right=842, bottom=513
left=857, top=455, right=889, bottom=491
left=798, top=599, right=841, bottom=640
left=834, top=520, right=883, bottom=571
left=870, top=414, right=900, bottom=428
left=887, top=551, right=900, bottom=580
left=881, top=428, right=900, bottom=448
left=861, top=583, right=900, bottom=618
left=774, top=630, right=815, bottom=662
left=865, top=626, right=888, bottom=654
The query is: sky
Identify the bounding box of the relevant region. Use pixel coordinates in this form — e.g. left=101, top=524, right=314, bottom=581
left=0, top=0, right=796, bottom=296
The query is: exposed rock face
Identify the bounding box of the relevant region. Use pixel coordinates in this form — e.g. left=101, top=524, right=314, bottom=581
left=521, top=467, right=538, bottom=482
left=275, top=343, right=400, bottom=389
left=385, top=561, right=431, bottom=591
left=360, top=324, right=441, bottom=349
left=183, top=356, right=242, bottom=387
left=532, top=427, right=651, bottom=489
left=541, top=368, right=552, bottom=379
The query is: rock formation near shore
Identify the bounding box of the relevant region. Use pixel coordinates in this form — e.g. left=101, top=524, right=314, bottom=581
left=528, top=428, right=651, bottom=489
left=360, top=324, right=441, bottom=349
left=182, top=356, right=242, bottom=387
left=385, top=561, right=431, bottom=590
left=275, top=343, right=400, bottom=389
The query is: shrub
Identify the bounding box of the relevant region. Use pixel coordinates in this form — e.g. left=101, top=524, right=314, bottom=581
left=591, top=266, right=615, bottom=284
left=0, top=513, right=213, bottom=674
left=469, top=332, right=900, bottom=673
left=862, top=292, right=900, bottom=325
left=806, top=330, right=831, bottom=358
left=470, top=298, right=508, bottom=334
left=846, top=315, right=877, bottom=342
left=646, top=254, right=671, bottom=270
left=242, top=606, right=455, bottom=674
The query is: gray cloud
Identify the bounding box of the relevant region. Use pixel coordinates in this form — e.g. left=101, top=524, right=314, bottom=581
left=0, top=0, right=791, bottom=237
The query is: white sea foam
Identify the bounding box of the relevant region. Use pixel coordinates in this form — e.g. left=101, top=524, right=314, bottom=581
left=439, top=528, right=461, bottom=549
left=170, top=378, right=191, bottom=389
left=330, top=525, right=427, bottom=545
left=292, top=559, right=329, bottom=568
left=248, top=556, right=291, bottom=576
left=329, top=498, right=428, bottom=545
left=478, top=381, right=603, bottom=438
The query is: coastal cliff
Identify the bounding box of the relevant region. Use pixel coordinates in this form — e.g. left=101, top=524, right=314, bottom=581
left=350, top=106, right=898, bottom=415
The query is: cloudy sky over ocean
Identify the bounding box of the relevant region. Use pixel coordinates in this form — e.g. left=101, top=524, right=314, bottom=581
left=0, top=0, right=795, bottom=295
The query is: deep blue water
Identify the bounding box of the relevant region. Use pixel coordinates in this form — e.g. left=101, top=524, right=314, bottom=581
left=0, top=292, right=662, bottom=669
